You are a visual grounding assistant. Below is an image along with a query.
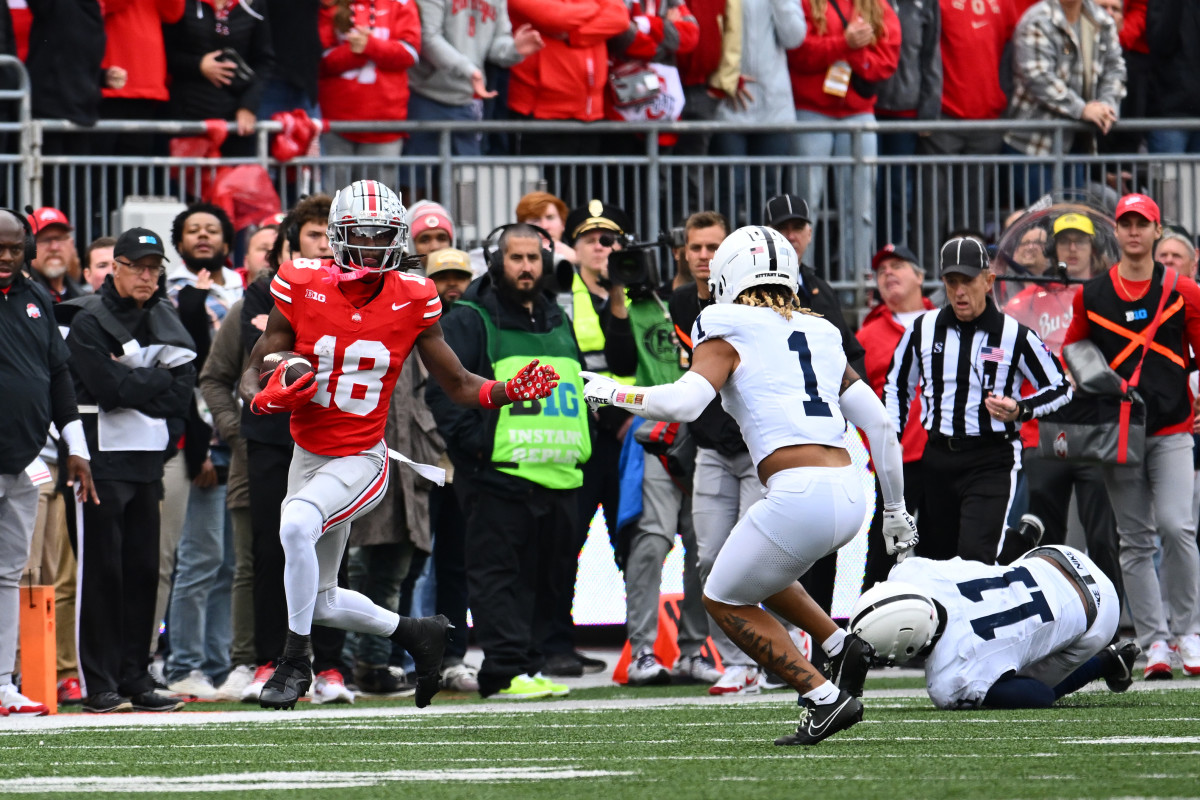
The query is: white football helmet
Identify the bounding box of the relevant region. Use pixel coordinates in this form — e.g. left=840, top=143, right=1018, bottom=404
left=708, top=225, right=800, bottom=304
left=327, top=179, right=409, bottom=272
left=848, top=580, right=941, bottom=665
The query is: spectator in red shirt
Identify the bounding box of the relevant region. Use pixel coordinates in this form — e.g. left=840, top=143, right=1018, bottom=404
left=919, top=0, right=1018, bottom=246
left=855, top=243, right=933, bottom=588
left=788, top=0, right=899, bottom=272
left=318, top=0, right=420, bottom=192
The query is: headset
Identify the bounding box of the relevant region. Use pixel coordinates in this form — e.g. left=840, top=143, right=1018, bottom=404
left=0, top=206, right=37, bottom=266
left=286, top=218, right=301, bottom=252
left=483, top=223, right=555, bottom=277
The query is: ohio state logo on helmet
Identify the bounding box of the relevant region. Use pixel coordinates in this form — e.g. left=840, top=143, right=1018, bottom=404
left=327, top=180, right=409, bottom=274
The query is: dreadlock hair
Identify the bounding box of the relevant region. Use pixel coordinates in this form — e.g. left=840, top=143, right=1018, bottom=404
left=734, top=284, right=817, bottom=321
left=809, top=0, right=888, bottom=39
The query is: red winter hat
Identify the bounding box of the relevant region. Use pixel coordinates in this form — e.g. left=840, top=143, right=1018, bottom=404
left=409, top=202, right=455, bottom=241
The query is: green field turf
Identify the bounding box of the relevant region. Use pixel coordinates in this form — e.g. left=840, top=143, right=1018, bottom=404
left=2, top=680, right=1198, bottom=799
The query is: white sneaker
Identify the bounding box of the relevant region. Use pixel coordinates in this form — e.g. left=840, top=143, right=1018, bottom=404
left=1173, top=634, right=1200, bottom=676
left=708, top=664, right=761, bottom=696
left=441, top=662, right=480, bottom=692
left=627, top=648, right=670, bottom=686
left=215, top=665, right=255, bottom=701
left=241, top=663, right=275, bottom=703
left=0, top=683, right=48, bottom=716
left=1144, top=639, right=1174, bottom=680
left=671, top=654, right=722, bottom=684
left=167, top=669, right=218, bottom=700
left=312, top=669, right=355, bottom=704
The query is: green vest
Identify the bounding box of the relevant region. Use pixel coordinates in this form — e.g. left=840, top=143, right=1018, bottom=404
left=626, top=294, right=686, bottom=387
left=459, top=300, right=593, bottom=491
left=570, top=272, right=635, bottom=385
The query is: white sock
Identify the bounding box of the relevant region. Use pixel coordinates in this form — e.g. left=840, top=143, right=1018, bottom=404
left=823, top=629, right=847, bottom=657
left=279, top=500, right=324, bottom=635
left=802, top=679, right=840, bottom=706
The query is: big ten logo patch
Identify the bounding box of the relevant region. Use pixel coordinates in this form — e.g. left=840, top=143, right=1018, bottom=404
left=642, top=319, right=680, bottom=364
left=509, top=382, right=581, bottom=418
left=305, top=289, right=326, bottom=303
left=1125, top=308, right=1148, bottom=322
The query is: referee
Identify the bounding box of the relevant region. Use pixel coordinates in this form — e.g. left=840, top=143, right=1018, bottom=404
left=884, top=237, right=1072, bottom=564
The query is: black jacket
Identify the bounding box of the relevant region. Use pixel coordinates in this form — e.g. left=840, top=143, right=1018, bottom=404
left=1146, top=0, right=1200, bottom=118
left=265, top=0, right=319, bottom=103
left=0, top=272, right=79, bottom=474
left=28, top=269, right=86, bottom=304
left=164, top=0, right=275, bottom=121
left=27, top=0, right=106, bottom=124
left=59, top=277, right=196, bottom=482
left=426, top=273, right=583, bottom=497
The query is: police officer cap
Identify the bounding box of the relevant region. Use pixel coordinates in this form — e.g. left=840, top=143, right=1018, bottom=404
left=564, top=199, right=631, bottom=246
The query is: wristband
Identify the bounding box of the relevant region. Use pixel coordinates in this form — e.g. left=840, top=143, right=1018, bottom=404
left=479, top=379, right=501, bottom=410
left=61, top=419, right=91, bottom=460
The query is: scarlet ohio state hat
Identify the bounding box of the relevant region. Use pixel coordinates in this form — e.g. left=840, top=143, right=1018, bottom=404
left=1115, top=193, right=1160, bottom=224
left=27, top=207, right=72, bottom=234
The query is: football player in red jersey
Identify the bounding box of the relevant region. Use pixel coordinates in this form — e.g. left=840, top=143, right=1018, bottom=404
left=238, top=180, right=558, bottom=710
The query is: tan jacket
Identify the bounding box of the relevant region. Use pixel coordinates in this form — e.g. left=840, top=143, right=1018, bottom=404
left=350, top=351, right=446, bottom=551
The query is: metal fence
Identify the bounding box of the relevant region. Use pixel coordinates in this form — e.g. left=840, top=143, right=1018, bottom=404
left=5, top=55, right=1200, bottom=317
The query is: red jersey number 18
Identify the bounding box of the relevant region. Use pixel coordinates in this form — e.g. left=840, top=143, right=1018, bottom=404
left=310, top=334, right=391, bottom=417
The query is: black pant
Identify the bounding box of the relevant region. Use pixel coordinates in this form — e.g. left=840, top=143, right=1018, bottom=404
left=919, top=438, right=1020, bottom=564
left=543, top=430, right=621, bottom=656
left=1023, top=451, right=1125, bottom=600
left=431, top=483, right=470, bottom=662
left=246, top=439, right=347, bottom=671
left=462, top=483, right=578, bottom=696
left=78, top=479, right=162, bottom=696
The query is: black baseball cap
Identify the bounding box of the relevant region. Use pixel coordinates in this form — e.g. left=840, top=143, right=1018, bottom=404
left=764, top=194, right=811, bottom=228
left=940, top=237, right=988, bottom=277
left=871, top=243, right=921, bottom=272
left=114, top=227, right=169, bottom=262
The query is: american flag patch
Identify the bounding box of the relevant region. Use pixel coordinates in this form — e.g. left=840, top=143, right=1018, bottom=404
left=980, top=346, right=1006, bottom=363
left=749, top=245, right=765, bottom=254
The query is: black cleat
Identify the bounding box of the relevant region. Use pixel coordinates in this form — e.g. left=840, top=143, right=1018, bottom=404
left=129, top=691, right=185, bottom=712
left=259, top=657, right=312, bottom=710
left=1100, top=640, right=1140, bottom=693
left=829, top=633, right=875, bottom=698
left=774, top=690, right=864, bottom=746
left=394, top=615, right=453, bottom=708
left=542, top=652, right=585, bottom=678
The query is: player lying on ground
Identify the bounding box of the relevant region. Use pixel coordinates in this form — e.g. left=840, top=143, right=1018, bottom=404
left=239, top=180, right=558, bottom=710
left=583, top=226, right=918, bottom=746
left=850, top=544, right=1139, bottom=710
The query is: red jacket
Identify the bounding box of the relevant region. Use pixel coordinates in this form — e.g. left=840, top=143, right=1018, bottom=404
left=676, top=0, right=723, bottom=87
left=1121, top=0, right=1149, bottom=54
left=506, top=0, right=631, bottom=121
left=318, top=0, right=420, bottom=143
left=788, top=0, right=900, bottom=118
left=102, top=0, right=185, bottom=102
left=856, top=298, right=935, bottom=463
left=938, top=0, right=1017, bottom=120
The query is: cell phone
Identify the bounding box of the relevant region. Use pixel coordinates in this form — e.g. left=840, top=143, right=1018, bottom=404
left=217, top=48, right=255, bottom=84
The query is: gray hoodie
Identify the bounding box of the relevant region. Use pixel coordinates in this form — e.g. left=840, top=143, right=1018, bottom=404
left=409, top=0, right=525, bottom=107
left=875, top=0, right=942, bottom=121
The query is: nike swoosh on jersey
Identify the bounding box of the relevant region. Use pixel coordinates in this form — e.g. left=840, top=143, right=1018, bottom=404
left=393, top=302, right=411, bottom=310
left=971, top=20, right=988, bottom=28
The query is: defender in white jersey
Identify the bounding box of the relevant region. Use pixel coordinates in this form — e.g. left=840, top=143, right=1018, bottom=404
left=850, top=545, right=1140, bottom=710
left=583, top=226, right=918, bottom=746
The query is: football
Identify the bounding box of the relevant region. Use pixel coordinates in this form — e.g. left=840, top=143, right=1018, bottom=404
left=259, top=351, right=315, bottom=390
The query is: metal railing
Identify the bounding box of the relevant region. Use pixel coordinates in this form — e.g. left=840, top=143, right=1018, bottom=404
left=5, top=55, right=1200, bottom=318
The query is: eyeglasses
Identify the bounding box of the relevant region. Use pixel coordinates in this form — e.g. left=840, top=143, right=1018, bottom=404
left=115, top=258, right=165, bottom=277
left=1056, top=233, right=1092, bottom=248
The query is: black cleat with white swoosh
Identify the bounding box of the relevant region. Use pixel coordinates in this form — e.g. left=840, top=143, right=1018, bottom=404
left=774, top=690, right=863, bottom=746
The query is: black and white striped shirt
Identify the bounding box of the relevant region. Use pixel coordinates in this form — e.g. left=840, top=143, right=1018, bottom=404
left=884, top=301, right=1072, bottom=438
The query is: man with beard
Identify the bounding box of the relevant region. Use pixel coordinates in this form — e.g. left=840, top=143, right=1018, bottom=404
left=426, top=248, right=473, bottom=308
left=27, top=207, right=84, bottom=302
left=426, top=223, right=591, bottom=699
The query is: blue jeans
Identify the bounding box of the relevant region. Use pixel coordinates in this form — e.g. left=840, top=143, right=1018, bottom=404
left=793, top=110, right=876, bottom=271
left=876, top=129, right=918, bottom=249
left=257, top=79, right=318, bottom=122
left=165, top=483, right=234, bottom=684
left=406, top=93, right=484, bottom=157
left=1147, top=129, right=1200, bottom=155
left=709, top=131, right=792, bottom=228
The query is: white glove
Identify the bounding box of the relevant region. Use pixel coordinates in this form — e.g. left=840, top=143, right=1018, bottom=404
left=581, top=370, right=619, bottom=411
left=882, top=508, right=919, bottom=562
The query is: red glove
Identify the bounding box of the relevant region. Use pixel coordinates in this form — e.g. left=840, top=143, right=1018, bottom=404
left=250, top=363, right=318, bottom=415
left=505, top=359, right=560, bottom=402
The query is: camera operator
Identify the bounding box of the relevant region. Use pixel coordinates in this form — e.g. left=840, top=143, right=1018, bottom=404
left=538, top=200, right=636, bottom=678
left=601, top=217, right=720, bottom=688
